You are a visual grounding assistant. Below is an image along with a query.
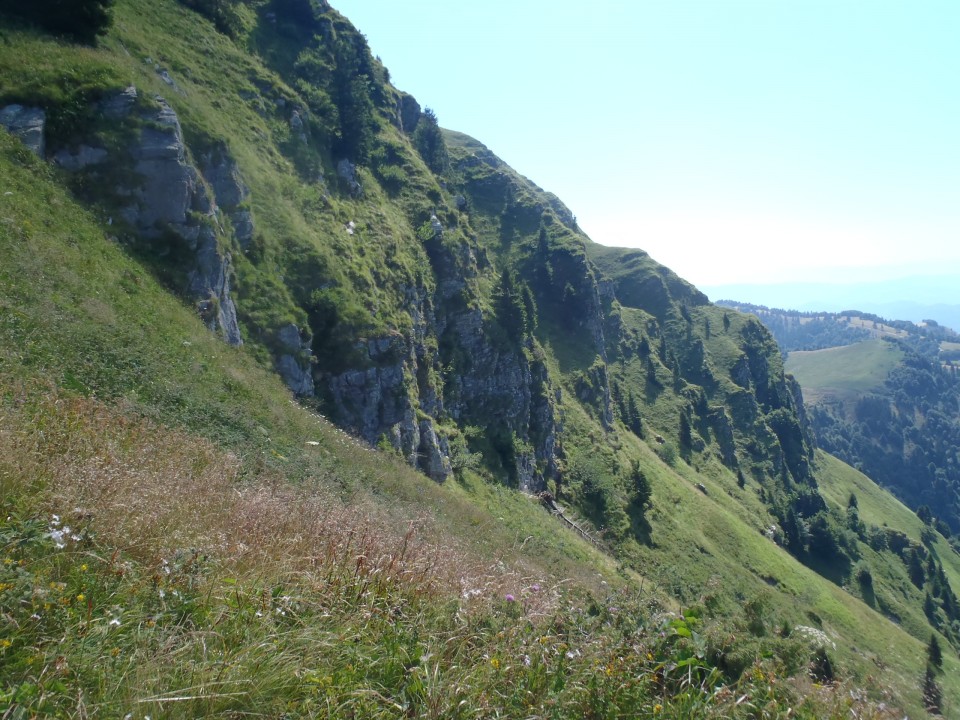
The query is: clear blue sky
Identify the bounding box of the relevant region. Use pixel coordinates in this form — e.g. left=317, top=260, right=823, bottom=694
left=331, top=0, right=960, bottom=289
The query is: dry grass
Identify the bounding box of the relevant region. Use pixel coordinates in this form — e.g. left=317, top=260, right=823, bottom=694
left=0, top=380, right=560, bottom=618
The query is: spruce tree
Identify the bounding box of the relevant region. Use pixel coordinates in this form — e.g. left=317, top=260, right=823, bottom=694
left=928, top=634, right=943, bottom=669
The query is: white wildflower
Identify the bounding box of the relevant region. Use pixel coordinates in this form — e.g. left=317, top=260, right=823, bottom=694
left=793, top=625, right=836, bottom=650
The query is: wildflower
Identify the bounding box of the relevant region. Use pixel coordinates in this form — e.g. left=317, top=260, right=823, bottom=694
left=490, top=658, right=500, bottom=669
left=654, top=704, right=663, bottom=713
left=109, top=617, right=121, bottom=627
left=0, top=639, right=11, bottom=648
left=48, top=527, right=66, bottom=549
left=530, top=583, right=541, bottom=592
left=76, top=593, right=85, bottom=602
left=523, top=655, right=531, bottom=666
left=505, top=594, right=515, bottom=602
left=80, top=564, right=88, bottom=572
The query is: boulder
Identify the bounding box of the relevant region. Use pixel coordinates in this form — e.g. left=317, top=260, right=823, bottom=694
left=0, top=105, right=45, bottom=157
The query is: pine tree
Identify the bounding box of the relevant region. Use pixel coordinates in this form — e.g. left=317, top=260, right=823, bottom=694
left=909, top=548, right=926, bottom=589
left=922, top=665, right=943, bottom=714
left=928, top=634, right=943, bottom=669
left=413, top=107, right=450, bottom=174
left=8, top=0, right=115, bottom=43
left=627, top=392, right=643, bottom=437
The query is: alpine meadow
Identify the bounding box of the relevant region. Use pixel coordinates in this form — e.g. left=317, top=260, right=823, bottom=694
left=0, top=0, right=957, bottom=717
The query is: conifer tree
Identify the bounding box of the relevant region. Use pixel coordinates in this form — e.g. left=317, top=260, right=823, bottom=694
left=928, top=634, right=943, bottom=669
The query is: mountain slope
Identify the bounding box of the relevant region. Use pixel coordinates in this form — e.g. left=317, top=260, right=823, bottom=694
left=1, top=0, right=958, bottom=715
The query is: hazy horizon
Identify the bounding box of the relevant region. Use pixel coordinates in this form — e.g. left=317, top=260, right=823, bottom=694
left=332, top=0, right=959, bottom=294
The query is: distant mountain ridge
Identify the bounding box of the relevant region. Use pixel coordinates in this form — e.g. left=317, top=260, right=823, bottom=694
left=723, top=301, right=960, bottom=544
left=705, top=277, right=960, bottom=332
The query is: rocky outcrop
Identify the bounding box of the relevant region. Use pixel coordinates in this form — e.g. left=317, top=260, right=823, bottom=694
left=275, top=323, right=314, bottom=397
left=187, top=224, right=243, bottom=346
left=123, top=95, right=243, bottom=345
left=201, top=144, right=256, bottom=249
left=0, top=105, right=45, bottom=157
left=53, top=145, right=108, bottom=171
left=336, top=158, right=362, bottom=197
left=326, top=330, right=450, bottom=482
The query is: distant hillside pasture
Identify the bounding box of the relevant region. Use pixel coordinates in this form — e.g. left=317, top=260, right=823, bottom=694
left=786, top=340, right=903, bottom=406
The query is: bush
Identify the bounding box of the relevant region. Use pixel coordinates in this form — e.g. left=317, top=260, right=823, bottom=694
left=4, top=0, right=115, bottom=44
left=178, top=0, right=243, bottom=37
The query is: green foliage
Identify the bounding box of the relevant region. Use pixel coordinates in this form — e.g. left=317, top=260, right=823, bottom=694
left=567, top=453, right=630, bottom=539
left=492, top=267, right=535, bottom=345
left=928, top=634, right=943, bottom=669
left=412, top=107, right=450, bottom=174
left=306, top=286, right=373, bottom=373
left=177, top=0, right=244, bottom=37
left=3, top=0, right=115, bottom=44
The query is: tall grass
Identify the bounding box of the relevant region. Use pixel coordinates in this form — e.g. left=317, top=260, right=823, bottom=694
left=0, top=384, right=905, bottom=718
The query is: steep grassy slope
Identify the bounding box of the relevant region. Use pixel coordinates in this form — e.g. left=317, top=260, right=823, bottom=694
left=0, top=131, right=939, bottom=718
left=1, top=0, right=958, bottom=715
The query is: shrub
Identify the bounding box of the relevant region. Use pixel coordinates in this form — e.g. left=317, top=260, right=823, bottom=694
left=4, top=0, right=115, bottom=44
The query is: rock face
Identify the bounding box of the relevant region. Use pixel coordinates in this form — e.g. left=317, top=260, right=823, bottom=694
left=0, top=105, right=45, bottom=157
left=55, top=89, right=245, bottom=347
left=275, top=324, right=314, bottom=397
left=8, top=75, right=811, bottom=496
left=336, top=158, right=362, bottom=197
left=123, top=95, right=243, bottom=346
left=53, top=145, right=108, bottom=171
left=201, top=145, right=256, bottom=249
left=126, top=98, right=197, bottom=232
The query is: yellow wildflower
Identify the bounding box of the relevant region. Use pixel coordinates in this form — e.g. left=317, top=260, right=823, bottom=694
left=80, top=564, right=88, bottom=572
left=76, top=593, right=85, bottom=602
left=490, top=658, right=500, bottom=670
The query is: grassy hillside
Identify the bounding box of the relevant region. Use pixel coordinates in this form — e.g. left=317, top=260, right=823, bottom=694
left=786, top=340, right=904, bottom=404
left=1, top=0, right=958, bottom=716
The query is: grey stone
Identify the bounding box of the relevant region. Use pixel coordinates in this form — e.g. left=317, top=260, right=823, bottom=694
left=53, top=145, right=108, bottom=171
left=418, top=420, right=451, bottom=482
left=0, top=105, right=45, bottom=157
left=277, top=354, right=314, bottom=396
left=277, top=323, right=304, bottom=352
left=186, top=227, right=242, bottom=346
left=336, top=158, right=362, bottom=197
left=157, top=69, right=177, bottom=88
left=127, top=97, right=195, bottom=232
left=201, top=146, right=249, bottom=208
left=231, top=210, right=255, bottom=248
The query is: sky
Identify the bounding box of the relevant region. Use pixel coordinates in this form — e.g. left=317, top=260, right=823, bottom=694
left=330, top=0, right=960, bottom=295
